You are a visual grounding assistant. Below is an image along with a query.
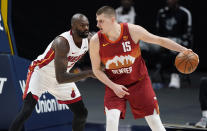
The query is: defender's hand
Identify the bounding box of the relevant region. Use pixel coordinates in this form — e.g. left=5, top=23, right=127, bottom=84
left=87, top=70, right=96, bottom=79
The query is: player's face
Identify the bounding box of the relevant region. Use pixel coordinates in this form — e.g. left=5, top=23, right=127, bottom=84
left=76, top=19, right=89, bottom=38
left=96, top=14, right=113, bottom=33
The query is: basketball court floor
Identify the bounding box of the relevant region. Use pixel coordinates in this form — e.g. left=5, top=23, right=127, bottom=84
left=77, top=71, right=206, bottom=127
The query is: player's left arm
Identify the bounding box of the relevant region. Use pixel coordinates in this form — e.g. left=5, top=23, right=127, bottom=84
left=52, top=37, right=94, bottom=84
left=128, top=23, right=190, bottom=54
left=89, top=34, right=129, bottom=98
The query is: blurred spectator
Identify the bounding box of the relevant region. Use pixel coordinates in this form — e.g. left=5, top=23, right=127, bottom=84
left=155, top=0, right=193, bottom=89
left=195, top=77, right=207, bottom=128
left=115, top=0, right=136, bottom=24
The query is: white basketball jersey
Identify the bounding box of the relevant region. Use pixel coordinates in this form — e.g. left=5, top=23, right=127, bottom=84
left=31, top=30, right=88, bottom=78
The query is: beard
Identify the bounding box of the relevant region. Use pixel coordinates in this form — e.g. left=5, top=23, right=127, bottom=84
left=77, top=30, right=89, bottom=38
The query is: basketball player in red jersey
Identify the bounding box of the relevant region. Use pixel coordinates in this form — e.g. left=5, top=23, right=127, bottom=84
left=89, top=6, right=197, bottom=131
left=9, top=14, right=94, bottom=131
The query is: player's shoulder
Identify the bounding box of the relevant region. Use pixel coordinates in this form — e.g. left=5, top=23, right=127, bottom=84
left=128, top=23, right=143, bottom=32
left=88, top=32, right=96, bottom=42
left=54, top=36, right=68, bottom=45
left=52, top=36, right=69, bottom=52
left=89, top=32, right=100, bottom=49
left=90, top=32, right=99, bottom=43
left=127, top=23, right=146, bottom=42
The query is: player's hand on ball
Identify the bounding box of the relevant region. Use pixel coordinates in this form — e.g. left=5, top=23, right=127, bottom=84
left=182, top=49, right=199, bottom=63
left=175, top=49, right=199, bottom=74
left=182, top=49, right=192, bottom=55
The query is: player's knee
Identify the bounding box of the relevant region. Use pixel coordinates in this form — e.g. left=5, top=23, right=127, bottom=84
left=106, top=113, right=119, bottom=131
left=75, top=107, right=88, bottom=121
left=107, top=116, right=117, bottom=125
left=80, top=107, right=88, bottom=120
left=106, top=109, right=120, bottom=125
left=21, top=93, right=37, bottom=119
left=22, top=104, right=35, bottom=119
left=106, top=113, right=119, bottom=125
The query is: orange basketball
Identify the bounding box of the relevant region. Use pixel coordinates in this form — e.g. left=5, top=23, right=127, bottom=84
left=175, top=52, right=199, bottom=74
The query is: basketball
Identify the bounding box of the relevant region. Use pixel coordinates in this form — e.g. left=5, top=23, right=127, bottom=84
left=175, top=51, right=199, bottom=74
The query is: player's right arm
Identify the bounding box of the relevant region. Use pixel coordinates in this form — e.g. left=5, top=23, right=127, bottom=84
left=89, top=34, right=129, bottom=98
left=52, top=37, right=94, bottom=84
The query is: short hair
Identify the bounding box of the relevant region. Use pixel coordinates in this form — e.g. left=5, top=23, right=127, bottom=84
left=96, top=6, right=116, bottom=18
left=71, top=13, right=88, bottom=26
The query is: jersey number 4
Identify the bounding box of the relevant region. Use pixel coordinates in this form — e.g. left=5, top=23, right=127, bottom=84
left=122, top=41, right=131, bottom=52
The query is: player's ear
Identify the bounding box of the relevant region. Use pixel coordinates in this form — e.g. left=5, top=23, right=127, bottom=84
left=112, top=17, right=116, bottom=23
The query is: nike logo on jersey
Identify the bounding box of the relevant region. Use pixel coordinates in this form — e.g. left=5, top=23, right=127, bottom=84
left=102, top=43, right=109, bottom=47
left=82, top=46, right=87, bottom=49
left=123, top=35, right=128, bottom=41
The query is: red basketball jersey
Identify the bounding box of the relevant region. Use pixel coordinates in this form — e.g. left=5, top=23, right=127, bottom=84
left=98, top=23, right=149, bottom=86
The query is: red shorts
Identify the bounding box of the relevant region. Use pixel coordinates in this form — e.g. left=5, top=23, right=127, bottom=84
left=104, top=75, right=159, bottom=119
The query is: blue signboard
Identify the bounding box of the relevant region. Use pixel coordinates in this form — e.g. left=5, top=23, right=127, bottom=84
left=0, top=0, right=18, bottom=55
left=0, top=55, right=19, bottom=129
left=11, top=55, right=73, bottom=130
left=0, top=11, right=11, bottom=53
left=0, top=55, right=73, bottom=130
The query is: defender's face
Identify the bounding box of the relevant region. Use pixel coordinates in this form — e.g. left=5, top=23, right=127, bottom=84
left=76, top=19, right=89, bottom=38
left=96, top=14, right=113, bottom=34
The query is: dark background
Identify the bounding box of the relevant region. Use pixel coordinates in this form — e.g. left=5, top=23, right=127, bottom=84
left=11, top=0, right=206, bottom=71
left=8, top=0, right=207, bottom=127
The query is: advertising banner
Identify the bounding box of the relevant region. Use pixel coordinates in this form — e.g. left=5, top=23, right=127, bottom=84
left=0, top=55, right=73, bottom=131
left=0, top=55, right=19, bottom=129
left=0, top=0, right=18, bottom=55
left=0, top=9, right=11, bottom=53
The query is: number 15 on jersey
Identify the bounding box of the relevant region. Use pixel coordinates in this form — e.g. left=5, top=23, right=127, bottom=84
left=122, top=41, right=131, bottom=52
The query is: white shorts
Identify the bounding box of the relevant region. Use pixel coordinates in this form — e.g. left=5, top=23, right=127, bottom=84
left=23, top=67, right=81, bottom=104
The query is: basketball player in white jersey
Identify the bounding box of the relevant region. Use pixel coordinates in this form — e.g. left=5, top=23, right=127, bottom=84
left=9, top=13, right=94, bottom=131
